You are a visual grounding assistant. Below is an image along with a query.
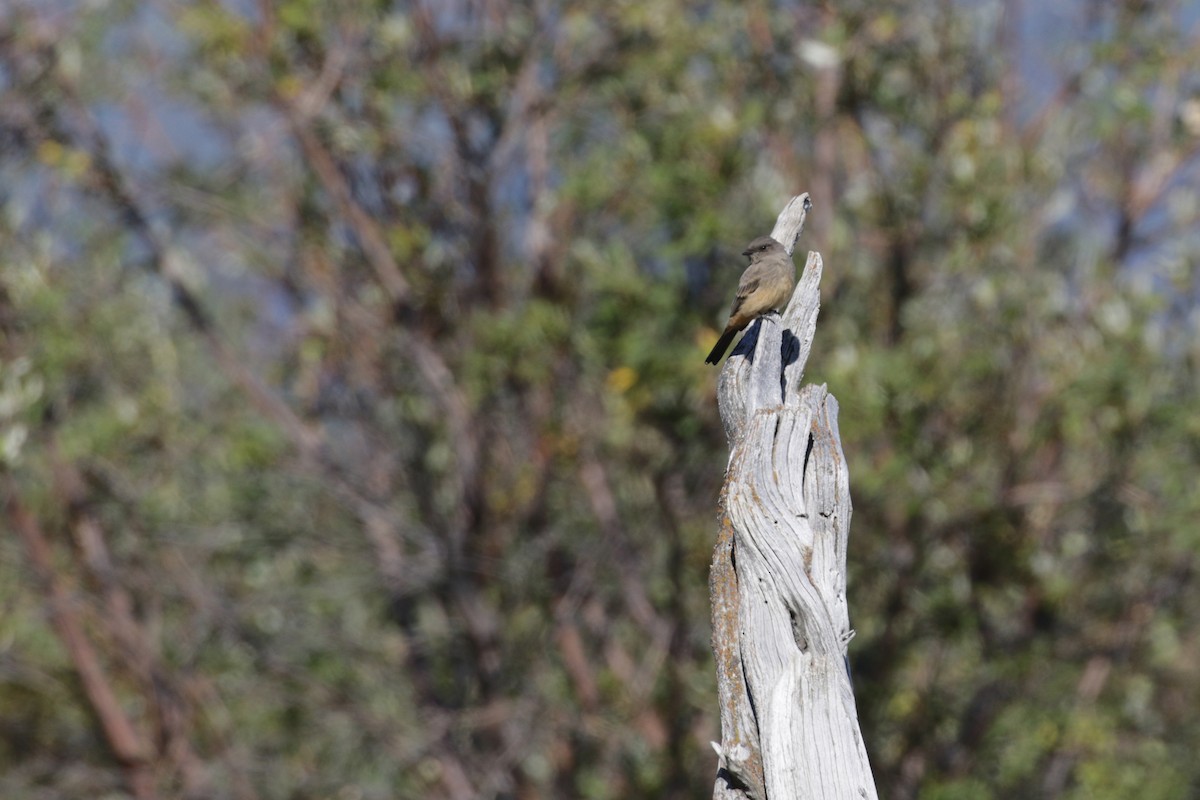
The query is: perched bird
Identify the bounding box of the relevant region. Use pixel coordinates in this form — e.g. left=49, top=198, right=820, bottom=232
left=705, top=235, right=795, bottom=364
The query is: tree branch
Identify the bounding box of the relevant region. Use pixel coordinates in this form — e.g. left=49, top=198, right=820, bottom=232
left=5, top=482, right=157, bottom=800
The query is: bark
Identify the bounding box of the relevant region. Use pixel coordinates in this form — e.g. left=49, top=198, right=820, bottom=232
left=710, top=195, right=878, bottom=799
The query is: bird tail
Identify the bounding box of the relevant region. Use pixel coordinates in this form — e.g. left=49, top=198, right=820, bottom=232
left=705, top=329, right=739, bottom=365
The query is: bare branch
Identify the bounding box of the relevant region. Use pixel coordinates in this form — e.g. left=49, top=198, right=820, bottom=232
left=6, top=483, right=156, bottom=800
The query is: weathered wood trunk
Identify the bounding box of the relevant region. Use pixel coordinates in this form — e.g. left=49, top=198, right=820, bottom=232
left=710, top=195, right=878, bottom=800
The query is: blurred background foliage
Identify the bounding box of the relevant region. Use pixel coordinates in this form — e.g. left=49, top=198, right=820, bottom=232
left=1, top=0, right=1199, bottom=798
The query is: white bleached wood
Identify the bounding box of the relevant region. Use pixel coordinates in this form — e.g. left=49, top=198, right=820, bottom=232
left=771, top=193, right=813, bottom=257
left=710, top=195, right=878, bottom=800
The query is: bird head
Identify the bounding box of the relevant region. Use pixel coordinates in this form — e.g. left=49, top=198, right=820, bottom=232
left=742, top=235, right=783, bottom=258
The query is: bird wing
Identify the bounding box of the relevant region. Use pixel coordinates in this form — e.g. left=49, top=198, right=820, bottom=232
left=727, top=278, right=756, bottom=317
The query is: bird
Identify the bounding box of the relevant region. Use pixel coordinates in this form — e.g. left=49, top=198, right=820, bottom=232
left=704, top=235, right=795, bottom=365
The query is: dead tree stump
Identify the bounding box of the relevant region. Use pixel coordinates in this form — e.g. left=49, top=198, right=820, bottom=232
left=710, top=194, right=878, bottom=800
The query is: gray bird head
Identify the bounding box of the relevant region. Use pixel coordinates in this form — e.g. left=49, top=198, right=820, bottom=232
left=742, top=235, right=784, bottom=259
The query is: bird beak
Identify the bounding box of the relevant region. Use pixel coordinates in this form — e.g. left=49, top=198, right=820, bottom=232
left=741, top=248, right=752, bottom=256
